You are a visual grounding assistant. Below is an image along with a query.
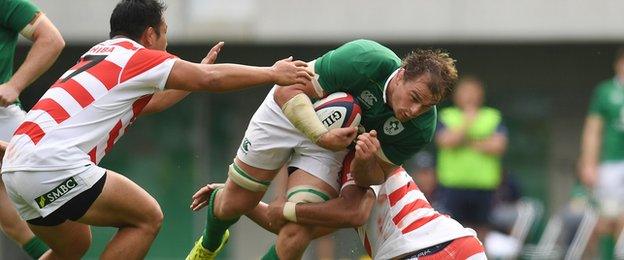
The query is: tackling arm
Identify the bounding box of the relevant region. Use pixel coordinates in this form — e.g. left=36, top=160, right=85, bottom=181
left=0, top=13, right=64, bottom=106
left=289, top=185, right=375, bottom=228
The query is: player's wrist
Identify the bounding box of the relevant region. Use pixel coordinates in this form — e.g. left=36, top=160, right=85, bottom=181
left=283, top=201, right=298, bottom=222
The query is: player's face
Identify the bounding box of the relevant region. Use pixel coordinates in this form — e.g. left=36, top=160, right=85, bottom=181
left=391, top=71, right=438, bottom=122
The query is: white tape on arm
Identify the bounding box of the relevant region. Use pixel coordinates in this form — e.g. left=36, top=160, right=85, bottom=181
left=283, top=202, right=298, bottom=222
left=281, top=93, right=328, bottom=142
left=20, top=12, right=43, bottom=40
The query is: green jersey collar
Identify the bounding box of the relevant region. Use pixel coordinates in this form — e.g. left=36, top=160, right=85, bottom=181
left=383, top=69, right=400, bottom=104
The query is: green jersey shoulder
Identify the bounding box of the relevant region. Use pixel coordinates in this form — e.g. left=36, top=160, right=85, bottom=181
left=0, top=0, right=40, bottom=84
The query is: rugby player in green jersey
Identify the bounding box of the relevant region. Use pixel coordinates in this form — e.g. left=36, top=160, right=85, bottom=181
left=579, top=47, right=624, bottom=258
left=187, top=39, right=457, bottom=260
left=0, top=0, right=64, bottom=258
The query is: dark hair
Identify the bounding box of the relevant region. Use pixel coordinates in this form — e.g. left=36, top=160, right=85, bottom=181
left=109, top=0, right=166, bottom=41
left=401, top=49, right=458, bottom=102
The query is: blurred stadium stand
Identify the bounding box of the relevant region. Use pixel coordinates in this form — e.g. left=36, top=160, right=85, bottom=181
left=2, top=0, right=623, bottom=259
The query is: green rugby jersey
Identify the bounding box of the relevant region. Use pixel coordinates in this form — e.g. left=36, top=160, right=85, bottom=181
left=588, top=78, right=624, bottom=162
left=0, top=0, right=39, bottom=105
left=314, top=39, right=436, bottom=165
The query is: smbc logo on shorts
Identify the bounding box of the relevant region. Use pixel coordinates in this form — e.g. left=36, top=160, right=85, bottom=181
left=35, top=177, right=78, bottom=209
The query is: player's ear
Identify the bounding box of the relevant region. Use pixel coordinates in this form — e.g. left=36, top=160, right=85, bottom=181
left=142, top=26, right=156, bottom=47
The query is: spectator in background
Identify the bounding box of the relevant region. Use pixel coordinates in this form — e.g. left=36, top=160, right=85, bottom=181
left=435, top=76, right=508, bottom=240
left=578, top=47, right=624, bottom=259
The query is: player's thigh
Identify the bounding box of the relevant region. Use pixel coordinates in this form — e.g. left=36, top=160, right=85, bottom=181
left=0, top=178, right=33, bottom=244
left=78, top=170, right=162, bottom=228
left=286, top=168, right=339, bottom=203
left=0, top=104, right=26, bottom=141
left=235, top=87, right=300, bottom=174
left=28, top=220, right=91, bottom=258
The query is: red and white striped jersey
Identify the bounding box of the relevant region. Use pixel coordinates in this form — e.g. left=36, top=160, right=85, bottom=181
left=1, top=38, right=176, bottom=173
left=341, top=165, right=476, bottom=259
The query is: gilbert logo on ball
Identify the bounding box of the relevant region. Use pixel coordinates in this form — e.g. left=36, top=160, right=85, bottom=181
left=314, top=92, right=362, bottom=130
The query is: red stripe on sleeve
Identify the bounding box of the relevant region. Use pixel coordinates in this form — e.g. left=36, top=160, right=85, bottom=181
left=87, top=60, right=122, bottom=90
left=105, top=121, right=123, bottom=154
left=88, top=147, right=97, bottom=163
left=130, top=94, right=153, bottom=122
left=52, top=79, right=95, bottom=108
left=14, top=122, right=45, bottom=145
left=31, top=99, right=70, bottom=124
left=401, top=213, right=441, bottom=234
left=388, top=181, right=418, bottom=206
left=120, top=49, right=174, bottom=83
left=392, top=199, right=432, bottom=225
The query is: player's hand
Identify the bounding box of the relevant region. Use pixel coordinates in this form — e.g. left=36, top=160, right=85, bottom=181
left=201, top=42, right=224, bottom=64
left=579, top=163, right=598, bottom=188
left=271, top=57, right=314, bottom=86
left=317, top=127, right=358, bottom=151
left=268, top=196, right=288, bottom=228
left=354, top=130, right=380, bottom=161
left=0, top=84, right=20, bottom=107
left=190, top=183, right=225, bottom=211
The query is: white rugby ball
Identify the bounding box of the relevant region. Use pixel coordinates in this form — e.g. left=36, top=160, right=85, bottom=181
left=313, top=92, right=362, bottom=130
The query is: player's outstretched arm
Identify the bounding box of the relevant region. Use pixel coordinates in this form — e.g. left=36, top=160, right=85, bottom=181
left=164, top=57, right=313, bottom=93
left=268, top=185, right=375, bottom=228
left=142, top=42, right=225, bottom=115
left=0, top=13, right=64, bottom=107
left=190, top=183, right=335, bottom=237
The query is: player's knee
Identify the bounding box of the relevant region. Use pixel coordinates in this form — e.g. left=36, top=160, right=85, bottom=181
left=279, top=224, right=313, bottom=249
left=213, top=192, right=256, bottom=219
left=139, top=199, right=164, bottom=236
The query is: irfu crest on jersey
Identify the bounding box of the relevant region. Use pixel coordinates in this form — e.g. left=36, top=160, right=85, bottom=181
left=383, top=117, right=404, bottom=136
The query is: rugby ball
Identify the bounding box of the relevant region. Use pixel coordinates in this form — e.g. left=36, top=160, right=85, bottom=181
left=314, top=92, right=362, bottom=130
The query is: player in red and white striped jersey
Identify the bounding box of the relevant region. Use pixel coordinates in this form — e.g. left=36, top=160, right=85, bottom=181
left=193, top=151, right=485, bottom=259
left=0, top=0, right=312, bottom=259
left=336, top=154, right=485, bottom=259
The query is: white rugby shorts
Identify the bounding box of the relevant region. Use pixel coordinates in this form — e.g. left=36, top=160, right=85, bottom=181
left=236, top=86, right=347, bottom=191
left=2, top=164, right=106, bottom=220
left=595, top=161, right=624, bottom=218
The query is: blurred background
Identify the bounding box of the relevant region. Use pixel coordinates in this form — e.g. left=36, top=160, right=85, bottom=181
left=5, top=0, right=624, bottom=259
